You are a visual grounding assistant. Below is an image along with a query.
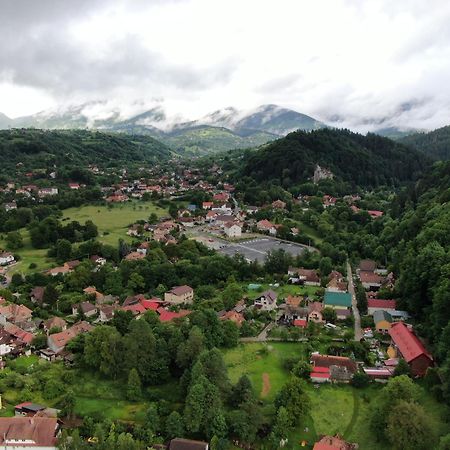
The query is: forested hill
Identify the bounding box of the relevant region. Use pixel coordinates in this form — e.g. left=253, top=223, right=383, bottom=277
left=0, top=129, right=173, bottom=171
left=240, top=128, right=430, bottom=189
left=387, top=161, right=450, bottom=400
left=400, top=125, right=450, bottom=160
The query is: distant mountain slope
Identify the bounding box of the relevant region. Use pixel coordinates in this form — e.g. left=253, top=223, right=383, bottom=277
left=233, top=104, right=325, bottom=135
left=373, top=126, right=421, bottom=140
left=0, top=103, right=327, bottom=154
left=0, top=129, right=173, bottom=171
left=240, top=129, right=430, bottom=188
left=164, top=125, right=278, bottom=155
left=400, top=125, right=450, bottom=160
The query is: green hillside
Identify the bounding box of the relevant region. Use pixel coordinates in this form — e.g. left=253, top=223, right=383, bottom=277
left=165, top=125, right=277, bottom=155
left=0, top=129, right=173, bottom=171
left=239, top=128, right=430, bottom=189
left=401, top=125, right=450, bottom=160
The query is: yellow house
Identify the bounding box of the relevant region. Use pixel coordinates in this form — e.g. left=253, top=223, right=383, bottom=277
left=373, top=310, right=392, bottom=333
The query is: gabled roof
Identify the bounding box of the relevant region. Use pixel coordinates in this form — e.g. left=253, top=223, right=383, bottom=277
left=388, top=322, right=432, bottom=363
left=324, top=291, right=352, bottom=307
left=168, top=285, right=193, bottom=296
left=359, top=259, right=376, bottom=272
left=0, top=417, right=58, bottom=446
left=169, top=438, right=209, bottom=450
left=373, top=310, right=392, bottom=324
left=367, top=299, right=396, bottom=309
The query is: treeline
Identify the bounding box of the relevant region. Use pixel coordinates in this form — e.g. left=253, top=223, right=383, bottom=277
left=0, top=129, right=173, bottom=174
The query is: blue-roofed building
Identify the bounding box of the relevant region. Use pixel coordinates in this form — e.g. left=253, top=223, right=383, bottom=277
left=324, top=291, right=352, bottom=310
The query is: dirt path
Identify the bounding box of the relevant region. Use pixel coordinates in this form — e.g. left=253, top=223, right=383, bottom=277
left=261, top=373, right=271, bottom=397
left=347, top=261, right=362, bottom=341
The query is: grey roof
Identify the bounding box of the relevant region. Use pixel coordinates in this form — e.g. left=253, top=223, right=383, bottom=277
left=373, top=310, right=392, bottom=324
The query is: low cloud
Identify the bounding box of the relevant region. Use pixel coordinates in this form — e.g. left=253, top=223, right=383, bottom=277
left=1, top=0, right=450, bottom=131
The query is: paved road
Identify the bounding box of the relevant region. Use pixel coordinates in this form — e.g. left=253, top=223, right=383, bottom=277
left=347, top=261, right=363, bottom=341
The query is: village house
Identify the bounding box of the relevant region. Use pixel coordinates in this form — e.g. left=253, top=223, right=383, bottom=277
left=272, top=199, right=286, bottom=209
left=14, top=402, right=58, bottom=419
left=388, top=322, right=433, bottom=376
left=256, top=219, right=277, bottom=235
left=373, top=310, right=393, bottom=333
left=202, top=201, right=214, bottom=209
left=168, top=438, right=209, bottom=450
left=42, top=317, right=67, bottom=334
left=0, top=417, right=60, bottom=449
left=324, top=291, right=352, bottom=312
left=254, top=290, right=278, bottom=311
left=0, top=304, right=33, bottom=326
left=83, top=286, right=105, bottom=303
left=29, top=287, right=46, bottom=305
left=224, top=222, right=242, bottom=238
left=313, top=434, right=357, bottom=450
left=157, top=308, right=191, bottom=323
left=310, top=354, right=357, bottom=383
left=125, top=251, right=146, bottom=261
left=297, top=268, right=321, bottom=286
left=0, top=252, right=15, bottom=266
left=71, top=302, right=97, bottom=318
left=47, top=321, right=93, bottom=354
left=218, top=310, right=245, bottom=327
left=367, top=298, right=397, bottom=315
left=164, top=285, right=194, bottom=304
left=38, top=187, right=58, bottom=197
left=326, top=277, right=348, bottom=292
left=4, top=202, right=17, bottom=212
left=308, top=301, right=324, bottom=323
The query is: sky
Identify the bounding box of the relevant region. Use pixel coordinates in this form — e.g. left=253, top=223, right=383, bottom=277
left=1, top=0, right=450, bottom=131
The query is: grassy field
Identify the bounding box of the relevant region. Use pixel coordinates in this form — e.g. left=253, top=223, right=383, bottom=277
left=223, top=343, right=449, bottom=449
left=0, top=201, right=168, bottom=276
left=224, top=342, right=306, bottom=402
left=0, top=230, right=54, bottom=276
left=62, top=201, right=167, bottom=246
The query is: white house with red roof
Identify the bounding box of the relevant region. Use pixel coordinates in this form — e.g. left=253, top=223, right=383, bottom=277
left=367, top=299, right=397, bottom=315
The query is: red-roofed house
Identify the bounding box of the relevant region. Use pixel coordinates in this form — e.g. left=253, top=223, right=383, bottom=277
left=157, top=308, right=191, bottom=322
left=313, top=435, right=356, bottom=450
left=367, top=299, right=397, bottom=315
left=368, top=210, right=383, bottom=218
left=219, top=310, right=245, bottom=327
left=310, top=366, right=330, bottom=383
left=48, top=321, right=92, bottom=354
left=0, top=417, right=60, bottom=449
left=388, top=322, right=433, bottom=376
left=293, top=319, right=307, bottom=328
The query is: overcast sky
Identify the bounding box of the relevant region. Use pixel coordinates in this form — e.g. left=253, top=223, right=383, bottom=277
left=1, top=0, right=450, bottom=130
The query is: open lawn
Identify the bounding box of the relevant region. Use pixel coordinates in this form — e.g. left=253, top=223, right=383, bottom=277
left=224, top=343, right=449, bottom=450
left=62, top=201, right=167, bottom=246
left=0, top=230, right=54, bottom=276
left=223, top=342, right=307, bottom=402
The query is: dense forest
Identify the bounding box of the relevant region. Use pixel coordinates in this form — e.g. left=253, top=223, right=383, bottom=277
left=238, top=128, right=430, bottom=191
left=0, top=129, right=174, bottom=172
left=401, top=125, right=450, bottom=160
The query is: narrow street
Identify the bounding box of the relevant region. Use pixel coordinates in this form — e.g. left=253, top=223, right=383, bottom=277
left=347, top=261, right=363, bottom=341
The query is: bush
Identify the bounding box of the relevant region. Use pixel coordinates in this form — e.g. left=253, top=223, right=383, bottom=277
left=351, top=372, right=370, bottom=388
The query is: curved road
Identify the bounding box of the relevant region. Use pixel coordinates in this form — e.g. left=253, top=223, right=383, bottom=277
left=347, top=261, right=363, bottom=341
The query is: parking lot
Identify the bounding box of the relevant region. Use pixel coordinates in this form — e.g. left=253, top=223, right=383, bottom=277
left=218, top=237, right=307, bottom=263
